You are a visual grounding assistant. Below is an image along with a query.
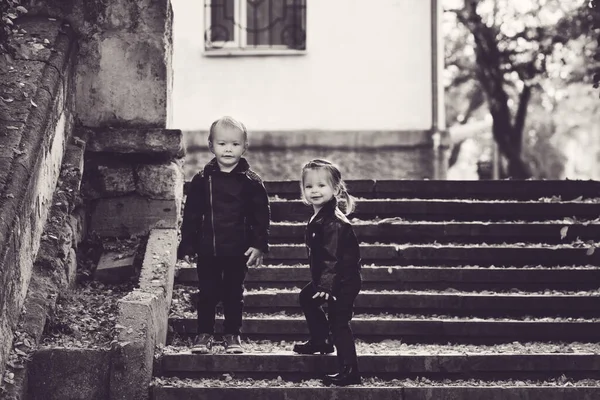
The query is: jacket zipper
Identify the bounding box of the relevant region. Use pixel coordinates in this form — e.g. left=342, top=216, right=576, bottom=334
left=209, top=175, right=216, bottom=256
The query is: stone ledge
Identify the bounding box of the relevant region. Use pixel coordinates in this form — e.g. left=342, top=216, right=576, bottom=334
left=185, top=130, right=434, bottom=150
left=85, top=128, right=184, bottom=157
left=247, top=180, right=600, bottom=201
left=175, top=265, right=600, bottom=286
left=160, top=352, right=600, bottom=375
left=169, top=317, right=600, bottom=342
left=110, top=228, right=177, bottom=400
left=89, top=195, right=179, bottom=237
left=267, top=222, right=600, bottom=244
left=28, top=347, right=111, bottom=400
left=268, top=200, right=600, bottom=222
left=240, top=291, right=600, bottom=317
left=265, top=244, right=600, bottom=266
left=83, top=158, right=184, bottom=200
left=153, top=386, right=600, bottom=400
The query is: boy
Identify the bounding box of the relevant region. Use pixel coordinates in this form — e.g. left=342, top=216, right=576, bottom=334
left=178, top=116, right=270, bottom=354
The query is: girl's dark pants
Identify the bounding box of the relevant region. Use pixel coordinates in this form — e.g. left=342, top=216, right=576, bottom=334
left=299, top=279, right=362, bottom=368
left=196, top=255, right=247, bottom=335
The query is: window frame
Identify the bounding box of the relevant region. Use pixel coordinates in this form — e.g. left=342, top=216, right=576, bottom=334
left=204, top=0, right=307, bottom=56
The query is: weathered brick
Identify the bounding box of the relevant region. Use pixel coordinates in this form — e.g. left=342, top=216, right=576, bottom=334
left=96, top=165, right=135, bottom=196
left=136, top=162, right=184, bottom=200
left=28, top=348, right=111, bottom=400
left=86, top=129, right=184, bottom=157
left=94, top=248, right=137, bottom=284
left=90, top=195, right=179, bottom=237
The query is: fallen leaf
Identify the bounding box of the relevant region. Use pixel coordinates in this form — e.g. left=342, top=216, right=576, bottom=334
left=560, top=226, right=568, bottom=240
left=6, top=126, right=19, bottom=130
left=14, top=348, right=27, bottom=357
left=1, top=96, right=14, bottom=103
left=30, top=99, right=38, bottom=107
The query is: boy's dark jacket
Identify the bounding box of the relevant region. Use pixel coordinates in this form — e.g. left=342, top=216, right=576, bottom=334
left=306, top=198, right=361, bottom=294
left=178, top=157, right=270, bottom=258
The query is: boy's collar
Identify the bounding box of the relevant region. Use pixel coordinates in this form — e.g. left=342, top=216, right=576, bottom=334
left=204, top=157, right=250, bottom=174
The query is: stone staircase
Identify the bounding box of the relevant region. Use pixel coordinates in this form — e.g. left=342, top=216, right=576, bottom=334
left=152, top=180, right=600, bottom=399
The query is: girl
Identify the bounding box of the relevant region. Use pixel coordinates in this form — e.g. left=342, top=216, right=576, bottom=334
left=292, top=159, right=362, bottom=386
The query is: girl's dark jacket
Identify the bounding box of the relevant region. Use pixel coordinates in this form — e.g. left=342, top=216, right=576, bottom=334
left=178, top=157, right=270, bottom=258
left=306, top=198, right=362, bottom=294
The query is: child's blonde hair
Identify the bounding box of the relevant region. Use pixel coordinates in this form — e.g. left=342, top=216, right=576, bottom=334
left=300, top=159, right=356, bottom=215
left=209, top=116, right=248, bottom=144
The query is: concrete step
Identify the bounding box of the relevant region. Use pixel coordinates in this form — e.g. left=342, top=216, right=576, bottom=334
left=169, top=316, right=600, bottom=343
left=238, top=289, right=600, bottom=317
left=269, top=221, right=600, bottom=244
left=258, top=179, right=600, bottom=200
left=176, top=265, right=600, bottom=291
left=265, top=244, right=600, bottom=266
left=269, top=199, right=600, bottom=222
left=157, top=343, right=600, bottom=380
left=152, top=379, right=600, bottom=400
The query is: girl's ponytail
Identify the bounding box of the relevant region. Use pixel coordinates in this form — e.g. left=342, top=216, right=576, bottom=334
left=338, top=182, right=356, bottom=216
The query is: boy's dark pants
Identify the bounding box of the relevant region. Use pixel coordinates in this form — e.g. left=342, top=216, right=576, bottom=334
left=196, top=255, right=248, bottom=335
left=299, top=280, right=361, bottom=368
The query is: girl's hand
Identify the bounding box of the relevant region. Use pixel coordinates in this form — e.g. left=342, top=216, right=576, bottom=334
left=245, top=247, right=264, bottom=267
left=312, top=291, right=336, bottom=301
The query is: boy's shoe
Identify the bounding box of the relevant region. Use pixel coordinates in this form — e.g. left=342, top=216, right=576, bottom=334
left=223, top=334, right=244, bottom=354
left=292, top=339, right=335, bottom=355
left=191, top=333, right=213, bottom=354
left=323, top=364, right=362, bottom=386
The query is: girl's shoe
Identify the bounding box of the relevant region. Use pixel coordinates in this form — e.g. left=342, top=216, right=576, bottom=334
left=292, top=339, right=335, bottom=355
left=323, top=364, right=362, bottom=386
left=223, top=334, right=244, bottom=354
left=191, top=333, right=213, bottom=354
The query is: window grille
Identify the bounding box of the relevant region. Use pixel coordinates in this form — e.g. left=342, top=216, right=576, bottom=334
left=205, top=0, right=307, bottom=51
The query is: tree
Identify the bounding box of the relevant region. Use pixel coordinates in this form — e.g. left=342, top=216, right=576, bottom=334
left=592, top=0, right=600, bottom=93
left=445, top=0, right=595, bottom=178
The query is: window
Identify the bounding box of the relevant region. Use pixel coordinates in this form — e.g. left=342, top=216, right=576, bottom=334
left=205, top=0, right=307, bottom=52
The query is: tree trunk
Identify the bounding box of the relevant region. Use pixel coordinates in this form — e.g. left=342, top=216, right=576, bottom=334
left=458, top=0, right=533, bottom=179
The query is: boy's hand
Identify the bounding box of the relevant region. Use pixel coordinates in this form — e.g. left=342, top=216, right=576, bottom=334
left=244, top=247, right=263, bottom=267
left=312, top=292, right=336, bottom=301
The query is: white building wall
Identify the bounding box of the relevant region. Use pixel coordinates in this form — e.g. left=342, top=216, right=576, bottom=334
left=171, top=0, right=434, bottom=132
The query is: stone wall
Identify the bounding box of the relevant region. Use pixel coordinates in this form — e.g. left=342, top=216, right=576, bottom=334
left=24, top=0, right=174, bottom=128
left=0, top=18, right=77, bottom=379
left=82, top=128, right=184, bottom=237
left=2, top=138, right=87, bottom=399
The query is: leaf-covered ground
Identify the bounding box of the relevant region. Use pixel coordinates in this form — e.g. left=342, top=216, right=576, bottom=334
left=41, top=281, right=134, bottom=349
left=152, top=375, right=600, bottom=388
